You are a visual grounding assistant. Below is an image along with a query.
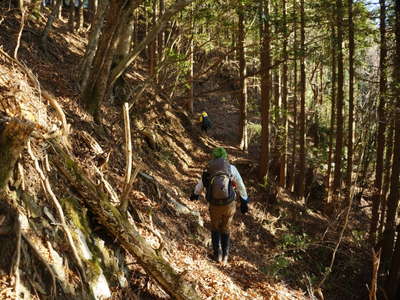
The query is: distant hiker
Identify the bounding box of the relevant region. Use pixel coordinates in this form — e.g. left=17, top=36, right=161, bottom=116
left=189, top=147, right=249, bottom=263
left=199, top=111, right=212, bottom=134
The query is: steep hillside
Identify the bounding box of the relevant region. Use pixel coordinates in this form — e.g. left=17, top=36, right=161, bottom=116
left=0, top=5, right=370, bottom=300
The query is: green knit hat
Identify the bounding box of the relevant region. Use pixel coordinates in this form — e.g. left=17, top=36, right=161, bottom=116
left=212, top=147, right=228, bottom=159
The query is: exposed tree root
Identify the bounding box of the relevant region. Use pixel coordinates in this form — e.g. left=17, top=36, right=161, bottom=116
left=21, top=232, right=57, bottom=299
left=49, top=140, right=201, bottom=300
left=27, top=140, right=88, bottom=290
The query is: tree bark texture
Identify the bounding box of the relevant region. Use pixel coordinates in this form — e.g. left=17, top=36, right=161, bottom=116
left=41, top=0, right=62, bottom=49
left=280, top=0, right=288, bottom=187
left=88, top=0, right=98, bottom=24
left=326, top=21, right=336, bottom=207
left=150, top=0, right=158, bottom=78
left=382, top=0, right=400, bottom=290
left=387, top=232, right=400, bottom=299
left=158, top=0, right=165, bottom=64
left=287, top=0, right=297, bottom=191
left=81, top=0, right=127, bottom=120
left=345, top=0, right=354, bottom=207
left=0, top=116, right=34, bottom=190
left=115, top=6, right=135, bottom=64
left=80, top=0, right=109, bottom=93
left=258, top=0, right=271, bottom=180
left=238, top=2, right=248, bottom=151
left=333, top=0, right=344, bottom=198
left=75, top=0, right=84, bottom=31
left=187, top=3, right=194, bottom=113
left=379, top=116, right=394, bottom=237
left=295, top=0, right=305, bottom=197
left=68, top=0, right=75, bottom=32
left=370, top=0, right=387, bottom=244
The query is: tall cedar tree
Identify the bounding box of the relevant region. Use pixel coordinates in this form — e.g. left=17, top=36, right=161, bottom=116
left=188, top=3, right=195, bottom=113
left=382, top=0, right=400, bottom=283
left=280, top=0, right=288, bottom=187
left=326, top=20, right=336, bottom=207
left=149, top=0, right=157, bottom=78
left=238, top=1, right=248, bottom=151
left=333, top=0, right=344, bottom=200
left=295, top=0, right=305, bottom=197
left=385, top=1, right=400, bottom=296
left=288, top=0, right=298, bottom=191
left=158, top=0, right=165, bottom=65
left=259, top=0, right=272, bottom=180
left=345, top=0, right=354, bottom=206
left=370, top=0, right=387, bottom=244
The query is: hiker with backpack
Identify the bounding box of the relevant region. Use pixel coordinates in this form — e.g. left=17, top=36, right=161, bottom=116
left=199, top=111, right=212, bottom=134
left=189, top=147, right=249, bottom=263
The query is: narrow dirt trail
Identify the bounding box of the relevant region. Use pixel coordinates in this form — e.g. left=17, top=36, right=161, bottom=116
left=177, top=97, right=308, bottom=299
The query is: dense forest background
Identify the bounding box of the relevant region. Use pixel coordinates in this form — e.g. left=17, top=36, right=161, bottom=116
left=0, top=0, right=400, bottom=299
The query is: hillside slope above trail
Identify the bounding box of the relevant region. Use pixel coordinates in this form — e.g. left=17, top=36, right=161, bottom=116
left=0, top=55, right=307, bottom=299
left=0, top=11, right=313, bottom=300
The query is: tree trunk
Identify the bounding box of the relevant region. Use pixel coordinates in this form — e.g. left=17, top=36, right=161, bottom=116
left=258, top=0, right=271, bottom=180
left=110, top=0, right=196, bottom=87
left=387, top=231, right=400, bottom=299
left=371, top=0, right=387, bottom=245
left=41, top=0, right=62, bottom=50
left=75, top=0, right=84, bottom=32
left=333, top=0, right=344, bottom=200
left=13, top=0, right=25, bottom=60
left=295, top=0, right=305, bottom=197
left=112, top=1, right=139, bottom=106
left=280, top=0, right=288, bottom=187
left=50, top=141, right=201, bottom=300
left=0, top=116, right=34, bottom=190
left=149, top=0, right=157, bottom=78
left=88, top=0, right=98, bottom=24
left=68, top=0, right=75, bottom=32
left=114, top=3, right=136, bottom=64
left=379, top=116, right=394, bottom=237
left=326, top=20, right=336, bottom=210
left=287, top=0, right=297, bottom=191
left=57, top=0, right=62, bottom=19
left=81, top=0, right=126, bottom=121
left=158, top=0, right=165, bottom=64
left=273, top=65, right=280, bottom=159
left=81, top=0, right=194, bottom=119
left=273, top=68, right=280, bottom=132
left=345, top=0, right=354, bottom=207
left=80, top=0, right=109, bottom=93
left=238, top=2, right=248, bottom=151
left=382, top=0, right=400, bottom=281
left=187, top=3, right=194, bottom=113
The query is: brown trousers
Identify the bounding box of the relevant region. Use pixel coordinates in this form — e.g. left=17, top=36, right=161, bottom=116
left=209, top=200, right=236, bottom=234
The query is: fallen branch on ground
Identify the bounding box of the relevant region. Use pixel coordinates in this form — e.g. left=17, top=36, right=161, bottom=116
left=27, top=140, right=87, bottom=287
left=49, top=140, right=201, bottom=300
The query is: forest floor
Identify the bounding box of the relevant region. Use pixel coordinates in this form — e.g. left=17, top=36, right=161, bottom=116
left=0, top=7, right=373, bottom=300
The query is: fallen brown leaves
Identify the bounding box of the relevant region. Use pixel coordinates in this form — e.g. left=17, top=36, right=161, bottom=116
left=0, top=275, right=15, bottom=300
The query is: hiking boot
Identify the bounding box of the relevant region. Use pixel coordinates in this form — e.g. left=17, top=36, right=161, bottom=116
left=211, top=231, right=222, bottom=262
left=221, top=233, right=230, bottom=264
left=213, top=250, right=222, bottom=262
left=222, top=255, right=228, bottom=264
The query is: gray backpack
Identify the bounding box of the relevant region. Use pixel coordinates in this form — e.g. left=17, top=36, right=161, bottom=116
left=203, top=158, right=235, bottom=205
